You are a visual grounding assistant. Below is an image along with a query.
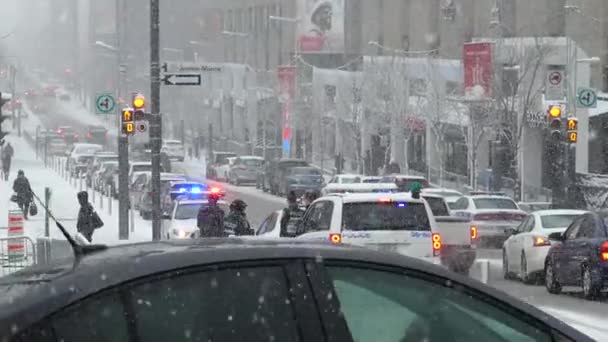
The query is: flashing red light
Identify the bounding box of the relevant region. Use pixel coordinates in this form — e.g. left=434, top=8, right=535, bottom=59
left=329, top=233, right=342, bottom=244
left=210, top=187, right=221, bottom=194
left=378, top=197, right=391, bottom=203
left=601, top=241, right=608, bottom=262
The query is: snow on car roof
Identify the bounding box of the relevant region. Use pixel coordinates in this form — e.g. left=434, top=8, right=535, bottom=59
left=131, top=161, right=152, bottom=166
left=328, top=192, right=425, bottom=204
left=534, top=209, right=588, bottom=216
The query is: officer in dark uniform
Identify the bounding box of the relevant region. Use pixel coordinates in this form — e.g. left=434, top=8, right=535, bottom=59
left=280, top=191, right=306, bottom=237
left=224, top=199, right=254, bottom=236
left=197, top=191, right=225, bottom=238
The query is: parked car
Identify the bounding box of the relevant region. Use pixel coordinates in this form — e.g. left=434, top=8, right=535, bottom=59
left=85, top=125, right=108, bottom=146
left=279, top=166, right=325, bottom=197
left=544, top=210, right=608, bottom=299
left=503, top=209, right=586, bottom=284
left=48, top=137, right=68, bottom=156
left=138, top=173, right=187, bottom=220
left=327, top=174, right=363, bottom=184
left=98, top=161, right=119, bottom=195
left=67, top=144, right=103, bottom=177
left=258, top=158, right=309, bottom=194
left=361, top=176, right=382, bottom=183
left=206, top=151, right=237, bottom=180
left=162, top=139, right=185, bottom=161
left=422, top=188, right=464, bottom=208
left=228, top=156, right=264, bottom=185
left=88, top=152, right=118, bottom=187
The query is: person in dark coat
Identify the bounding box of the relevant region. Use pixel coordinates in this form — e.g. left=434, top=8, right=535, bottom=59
left=2, top=142, right=14, bottom=181
left=280, top=191, right=305, bottom=237
left=76, top=191, right=103, bottom=242
left=224, top=199, right=253, bottom=236
left=12, top=170, right=33, bottom=219
left=197, top=192, right=225, bottom=238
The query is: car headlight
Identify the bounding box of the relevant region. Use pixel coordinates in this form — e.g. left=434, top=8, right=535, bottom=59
left=172, top=229, right=187, bottom=239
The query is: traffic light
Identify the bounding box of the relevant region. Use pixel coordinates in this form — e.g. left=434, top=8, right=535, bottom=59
left=548, top=105, right=562, bottom=141
left=0, top=92, right=11, bottom=145
left=567, top=117, right=578, bottom=143
left=121, top=108, right=135, bottom=135
left=132, top=93, right=145, bottom=121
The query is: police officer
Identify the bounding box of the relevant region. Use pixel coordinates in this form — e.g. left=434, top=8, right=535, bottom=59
left=224, top=199, right=254, bottom=236
left=280, top=191, right=305, bottom=237
left=301, top=190, right=320, bottom=210
left=197, top=192, right=225, bottom=238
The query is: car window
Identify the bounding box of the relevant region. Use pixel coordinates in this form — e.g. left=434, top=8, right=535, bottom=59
left=452, top=197, right=469, bottom=210
left=302, top=201, right=333, bottom=232
left=564, top=217, right=583, bottom=240
left=325, top=265, right=554, bottom=342
left=342, top=202, right=431, bottom=231
left=540, top=215, right=581, bottom=229
left=422, top=196, right=450, bottom=216
left=473, top=198, right=518, bottom=210
left=516, top=217, right=531, bottom=233
left=576, top=216, right=596, bottom=239
left=51, top=291, right=129, bottom=342
left=523, top=216, right=535, bottom=232
left=127, top=266, right=299, bottom=341
left=257, top=215, right=272, bottom=235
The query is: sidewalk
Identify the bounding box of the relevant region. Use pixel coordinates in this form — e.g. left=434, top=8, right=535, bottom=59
left=0, top=135, right=152, bottom=245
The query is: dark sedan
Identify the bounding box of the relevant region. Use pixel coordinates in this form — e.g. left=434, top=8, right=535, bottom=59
left=545, top=210, right=608, bottom=299
left=0, top=240, right=592, bottom=342
left=280, top=166, right=324, bottom=197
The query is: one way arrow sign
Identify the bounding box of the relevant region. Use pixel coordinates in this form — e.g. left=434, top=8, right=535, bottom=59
left=162, top=73, right=202, bottom=86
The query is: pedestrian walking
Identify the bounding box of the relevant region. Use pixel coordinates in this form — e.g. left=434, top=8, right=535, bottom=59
left=76, top=191, right=104, bottom=243
left=2, top=142, right=14, bottom=181
left=12, top=170, right=33, bottom=219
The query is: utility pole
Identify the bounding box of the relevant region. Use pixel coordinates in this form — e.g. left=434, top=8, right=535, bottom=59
left=117, top=0, right=130, bottom=239
left=150, top=0, right=162, bottom=240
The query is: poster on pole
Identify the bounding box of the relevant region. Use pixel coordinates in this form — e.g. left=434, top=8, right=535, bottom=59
left=277, top=66, right=296, bottom=153
left=463, top=42, right=493, bottom=98
left=296, top=0, right=345, bottom=53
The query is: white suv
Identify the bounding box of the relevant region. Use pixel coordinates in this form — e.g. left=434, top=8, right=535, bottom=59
left=162, top=140, right=185, bottom=162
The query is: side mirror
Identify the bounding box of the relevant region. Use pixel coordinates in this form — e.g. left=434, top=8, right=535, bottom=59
left=548, top=232, right=564, bottom=241
left=504, top=228, right=517, bottom=236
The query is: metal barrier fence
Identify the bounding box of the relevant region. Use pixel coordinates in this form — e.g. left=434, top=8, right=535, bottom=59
left=0, top=236, right=37, bottom=277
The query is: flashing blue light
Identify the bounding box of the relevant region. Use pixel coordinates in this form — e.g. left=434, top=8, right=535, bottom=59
left=397, top=202, right=407, bottom=208
left=282, top=139, right=291, bottom=153
left=191, top=187, right=202, bottom=194
left=179, top=188, right=187, bottom=193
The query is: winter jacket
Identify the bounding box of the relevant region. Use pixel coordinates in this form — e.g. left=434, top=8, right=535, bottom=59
left=12, top=177, right=32, bottom=203
left=280, top=204, right=305, bottom=237
left=197, top=204, right=225, bottom=238
left=77, top=203, right=104, bottom=233
left=224, top=211, right=253, bottom=236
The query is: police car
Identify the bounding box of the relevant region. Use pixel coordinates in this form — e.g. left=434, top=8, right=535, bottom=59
left=161, top=188, right=228, bottom=240
left=293, top=192, right=441, bottom=264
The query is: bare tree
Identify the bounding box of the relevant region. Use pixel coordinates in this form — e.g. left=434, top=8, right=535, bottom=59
left=492, top=37, right=553, bottom=200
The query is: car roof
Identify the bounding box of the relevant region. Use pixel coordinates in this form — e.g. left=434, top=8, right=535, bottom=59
left=0, top=239, right=588, bottom=341
left=423, top=188, right=462, bottom=194
left=466, top=195, right=514, bottom=200
left=383, top=174, right=426, bottom=180
left=238, top=155, right=263, bottom=160
left=533, top=209, right=588, bottom=216
left=326, top=192, right=425, bottom=204
left=336, top=174, right=362, bottom=178
left=131, top=161, right=152, bottom=166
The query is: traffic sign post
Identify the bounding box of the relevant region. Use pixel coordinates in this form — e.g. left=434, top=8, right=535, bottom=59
left=577, top=88, right=597, bottom=108
left=95, top=94, right=116, bottom=114
left=161, top=73, right=202, bottom=86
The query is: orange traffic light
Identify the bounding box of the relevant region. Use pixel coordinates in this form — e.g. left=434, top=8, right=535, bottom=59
left=132, top=94, right=145, bottom=109
left=122, top=108, right=133, bottom=122
left=548, top=105, right=561, bottom=118
left=122, top=122, right=134, bottom=135
left=568, top=131, right=578, bottom=143
left=567, top=118, right=578, bottom=131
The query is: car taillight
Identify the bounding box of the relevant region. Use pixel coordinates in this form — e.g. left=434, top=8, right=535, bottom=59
left=601, top=241, right=608, bottom=262
left=532, top=236, right=551, bottom=247
left=329, top=233, right=342, bottom=244
left=470, top=226, right=478, bottom=242
left=432, top=233, right=441, bottom=256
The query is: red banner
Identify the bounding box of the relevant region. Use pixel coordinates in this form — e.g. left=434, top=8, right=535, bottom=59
left=277, top=66, right=296, bottom=153
left=463, top=42, right=493, bottom=98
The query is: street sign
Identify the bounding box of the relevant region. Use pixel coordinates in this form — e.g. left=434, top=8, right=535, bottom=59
left=95, top=94, right=116, bottom=114
left=161, top=73, right=202, bottom=86
left=577, top=88, right=597, bottom=108
left=545, top=66, right=565, bottom=101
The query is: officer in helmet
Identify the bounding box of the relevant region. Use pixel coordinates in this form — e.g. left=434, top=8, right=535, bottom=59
left=197, top=191, right=225, bottom=238
left=224, top=199, right=253, bottom=236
